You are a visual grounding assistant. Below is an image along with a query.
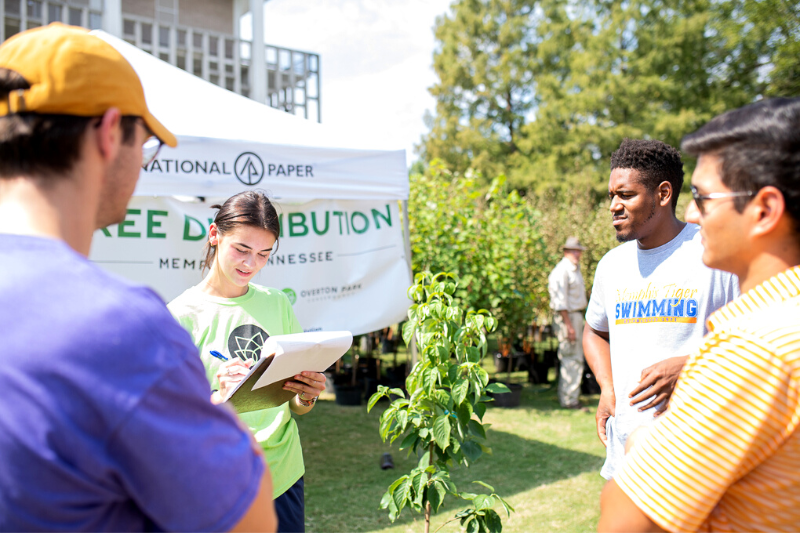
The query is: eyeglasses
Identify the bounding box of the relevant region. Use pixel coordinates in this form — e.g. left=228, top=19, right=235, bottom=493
left=142, top=136, right=164, bottom=169
left=690, top=185, right=755, bottom=215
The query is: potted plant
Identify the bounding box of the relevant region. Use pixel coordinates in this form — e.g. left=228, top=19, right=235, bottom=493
left=369, top=272, right=514, bottom=533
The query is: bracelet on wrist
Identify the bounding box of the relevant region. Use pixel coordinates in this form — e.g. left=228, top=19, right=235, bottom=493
left=297, top=394, right=317, bottom=407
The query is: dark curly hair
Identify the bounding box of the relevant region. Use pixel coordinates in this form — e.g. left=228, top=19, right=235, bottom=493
left=610, top=139, right=684, bottom=211
left=681, top=97, right=800, bottom=236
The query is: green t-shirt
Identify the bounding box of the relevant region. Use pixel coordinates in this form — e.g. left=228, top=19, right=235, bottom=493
left=168, top=283, right=304, bottom=498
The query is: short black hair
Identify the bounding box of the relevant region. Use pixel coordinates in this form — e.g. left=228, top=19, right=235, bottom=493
left=611, top=139, right=684, bottom=211
left=681, top=97, right=800, bottom=235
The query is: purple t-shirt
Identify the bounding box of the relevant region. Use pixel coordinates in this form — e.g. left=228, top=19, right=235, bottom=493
left=0, top=235, right=264, bottom=531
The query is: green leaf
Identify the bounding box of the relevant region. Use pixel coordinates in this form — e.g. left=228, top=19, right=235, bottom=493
left=402, top=319, right=417, bottom=346
left=392, top=477, right=410, bottom=514
left=399, top=431, right=418, bottom=450
left=431, top=479, right=447, bottom=512
left=433, top=415, right=451, bottom=451
left=396, top=410, right=408, bottom=431
left=423, top=367, right=437, bottom=394
left=414, top=472, right=427, bottom=506
left=472, top=480, right=495, bottom=492
left=475, top=402, right=487, bottom=421
left=484, top=509, right=503, bottom=533
left=389, top=388, right=405, bottom=399
left=428, top=480, right=443, bottom=512
left=457, top=401, right=473, bottom=427
left=466, top=347, right=481, bottom=363
left=498, top=496, right=515, bottom=516
left=485, top=383, right=510, bottom=394
left=469, top=419, right=487, bottom=439
left=472, top=494, right=491, bottom=510
left=379, top=490, right=392, bottom=510
left=367, top=391, right=385, bottom=413
left=452, top=377, right=469, bottom=405
left=437, top=345, right=449, bottom=362
left=461, top=440, right=482, bottom=463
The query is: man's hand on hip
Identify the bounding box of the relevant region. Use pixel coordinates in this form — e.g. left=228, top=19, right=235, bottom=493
left=596, top=389, right=616, bottom=447
left=629, top=355, right=688, bottom=416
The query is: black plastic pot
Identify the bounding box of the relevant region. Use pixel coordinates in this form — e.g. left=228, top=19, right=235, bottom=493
left=492, top=382, right=523, bottom=408
left=334, top=385, right=362, bottom=406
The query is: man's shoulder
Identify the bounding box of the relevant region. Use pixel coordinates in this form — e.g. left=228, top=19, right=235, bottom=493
left=595, top=241, right=634, bottom=271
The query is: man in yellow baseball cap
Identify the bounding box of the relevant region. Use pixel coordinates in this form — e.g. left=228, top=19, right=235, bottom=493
left=0, top=24, right=277, bottom=532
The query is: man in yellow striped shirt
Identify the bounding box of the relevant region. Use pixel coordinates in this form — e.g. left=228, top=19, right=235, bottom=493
left=599, top=97, right=800, bottom=532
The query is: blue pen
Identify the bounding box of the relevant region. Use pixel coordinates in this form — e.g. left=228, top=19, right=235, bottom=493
left=209, top=350, right=228, bottom=362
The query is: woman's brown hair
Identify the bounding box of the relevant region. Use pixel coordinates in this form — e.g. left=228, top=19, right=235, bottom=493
left=202, top=191, right=280, bottom=273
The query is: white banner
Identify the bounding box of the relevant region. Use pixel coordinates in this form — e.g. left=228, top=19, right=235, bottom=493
left=89, top=197, right=412, bottom=335
left=137, top=137, right=409, bottom=201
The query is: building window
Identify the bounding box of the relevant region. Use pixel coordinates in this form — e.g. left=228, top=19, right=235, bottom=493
left=208, top=36, right=218, bottom=57
left=27, top=0, right=42, bottom=20
left=4, top=18, right=20, bottom=39
left=47, top=3, right=62, bottom=23
left=4, top=0, right=20, bottom=16
left=68, top=7, right=82, bottom=26
left=177, top=29, right=186, bottom=47
left=141, top=23, right=152, bottom=45
left=159, top=26, right=169, bottom=48
left=123, top=19, right=135, bottom=37
left=88, top=12, right=102, bottom=30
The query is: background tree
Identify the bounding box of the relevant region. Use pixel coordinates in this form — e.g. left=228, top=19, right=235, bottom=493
left=409, top=162, right=553, bottom=335
left=421, top=0, right=800, bottom=193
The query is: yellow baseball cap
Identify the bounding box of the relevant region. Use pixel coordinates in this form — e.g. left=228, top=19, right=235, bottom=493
left=0, top=23, right=176, bottom=147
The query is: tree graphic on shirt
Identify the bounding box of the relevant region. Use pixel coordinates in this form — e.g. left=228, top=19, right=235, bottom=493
left=227, top=324, right=269, bottom=361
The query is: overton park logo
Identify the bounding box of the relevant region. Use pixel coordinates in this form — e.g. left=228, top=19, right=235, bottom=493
left=234, top=152, right=265, bottom=186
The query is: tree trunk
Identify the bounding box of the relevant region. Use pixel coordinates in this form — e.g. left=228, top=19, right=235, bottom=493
left=424, top=442, right=434, bottom=533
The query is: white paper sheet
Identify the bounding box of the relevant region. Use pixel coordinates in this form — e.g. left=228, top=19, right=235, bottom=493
left=252, top=331, right=354, bottom=390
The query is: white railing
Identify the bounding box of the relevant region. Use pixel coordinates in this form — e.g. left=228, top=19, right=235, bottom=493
left=121, top=15, right=320, bottom=122
left=0, top=2, right=321, bottom=123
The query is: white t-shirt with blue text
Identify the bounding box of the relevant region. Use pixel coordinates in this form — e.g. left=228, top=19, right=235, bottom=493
left=585, top=223, right=739, bottom=479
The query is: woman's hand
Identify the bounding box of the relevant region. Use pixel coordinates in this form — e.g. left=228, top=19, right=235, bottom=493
left=284, top=371, right=327, bottom=406
left=213, top=359, right=252, bottom=403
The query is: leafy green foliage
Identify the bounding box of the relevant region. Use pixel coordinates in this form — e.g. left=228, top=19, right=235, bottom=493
left=421, top=0, right=800, bottom=192
left=369, top=272, right=513, bottom=532
left=408, top=164, right=554, bottom=330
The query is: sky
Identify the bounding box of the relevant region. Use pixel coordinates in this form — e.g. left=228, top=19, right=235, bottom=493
left=255, top=0, right=453, bottom=164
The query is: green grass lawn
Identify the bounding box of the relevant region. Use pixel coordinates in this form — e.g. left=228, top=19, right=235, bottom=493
left=295, top=365, right=606, bottom=533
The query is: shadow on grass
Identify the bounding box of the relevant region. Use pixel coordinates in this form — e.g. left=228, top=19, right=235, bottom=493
left=296, top=381, right=603, bottom=533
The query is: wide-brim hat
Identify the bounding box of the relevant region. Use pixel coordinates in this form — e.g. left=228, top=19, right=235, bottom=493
left=563, top=236, right=586, bottom=250
left=0, top=23, right=177, bottom=147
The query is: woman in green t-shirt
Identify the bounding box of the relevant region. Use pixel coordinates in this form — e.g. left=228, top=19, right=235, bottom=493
left=169, top=191, right=325, bottom=533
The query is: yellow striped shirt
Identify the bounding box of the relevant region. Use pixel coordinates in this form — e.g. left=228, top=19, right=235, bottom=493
left=615, top=265, right=800, bottom=532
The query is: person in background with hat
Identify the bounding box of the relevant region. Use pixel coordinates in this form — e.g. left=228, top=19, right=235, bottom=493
left=583, top=139, right=738, bottom=482
left=548, top=237, right=589, bottom=409
left=0, top=24, right=276, bottom=531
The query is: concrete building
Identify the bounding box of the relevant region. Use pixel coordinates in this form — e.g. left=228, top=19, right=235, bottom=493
left=0, top=0, right=321, bottom=121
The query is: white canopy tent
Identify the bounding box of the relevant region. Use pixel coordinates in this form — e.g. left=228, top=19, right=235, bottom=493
left=88, top=32, right=412, bottom=335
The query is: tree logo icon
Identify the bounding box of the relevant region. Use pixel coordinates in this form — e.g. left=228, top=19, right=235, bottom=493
left=234, top=152, right=265, bottom=186
left=282, top=288, right=297, bottom=305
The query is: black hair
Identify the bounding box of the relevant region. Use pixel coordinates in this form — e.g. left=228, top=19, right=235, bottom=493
left=202, top=191, right=281, bottom=273
left=0, top=68, right=137, bottom=180
left=681, top=97, right=800, bottom=234
left=610, top=139, right=684, bottom=211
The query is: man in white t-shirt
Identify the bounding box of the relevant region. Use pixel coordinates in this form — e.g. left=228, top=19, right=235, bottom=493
left=584, top=139, right=738, bottom=480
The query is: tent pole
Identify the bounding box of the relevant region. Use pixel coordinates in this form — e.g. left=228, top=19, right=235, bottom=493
left=401, top=200, right=417, bottom=370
